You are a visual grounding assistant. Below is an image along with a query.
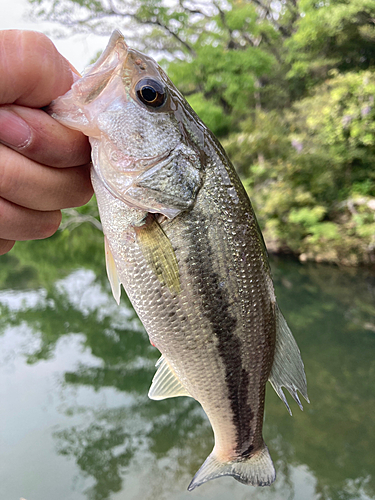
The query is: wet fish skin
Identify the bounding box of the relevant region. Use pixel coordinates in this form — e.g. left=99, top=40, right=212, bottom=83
left=49, top=30, right=308, bottom=490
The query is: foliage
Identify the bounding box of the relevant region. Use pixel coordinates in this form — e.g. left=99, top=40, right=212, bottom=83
left=0, top=207, right=103, bottom=292
left=225, top=71, right=375, bottom=265
left=287, top=0, right=375, bottom=85
left=27, top=0, right=375, bottom=265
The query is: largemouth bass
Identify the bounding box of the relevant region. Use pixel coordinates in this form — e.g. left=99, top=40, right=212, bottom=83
left=49, top=30, right=308, bottom=491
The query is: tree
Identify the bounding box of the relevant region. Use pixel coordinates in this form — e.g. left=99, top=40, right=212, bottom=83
left=225, top=70, right=375, bottom=265
left=28, top=0, right=375, bottom=264
left=287, top=0, right=375, bottom=85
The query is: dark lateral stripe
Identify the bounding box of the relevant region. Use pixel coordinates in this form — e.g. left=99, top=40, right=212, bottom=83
left=185, top=209, right=254, bottom=454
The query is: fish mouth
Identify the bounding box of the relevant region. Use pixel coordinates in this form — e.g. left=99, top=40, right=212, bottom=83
left=82, top=29, right=128, bottom=78
left=46, top=30, right=130, bottom=132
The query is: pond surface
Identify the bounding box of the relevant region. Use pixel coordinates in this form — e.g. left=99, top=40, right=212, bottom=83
left=0, top=224, right=374, bottom=500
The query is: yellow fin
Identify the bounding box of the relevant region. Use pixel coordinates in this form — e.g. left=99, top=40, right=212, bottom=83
left=105, top=236, right=121, bottom=305
left=135, top=215, right=181, bottom=294
left=148, top=356, right=191, bottom=400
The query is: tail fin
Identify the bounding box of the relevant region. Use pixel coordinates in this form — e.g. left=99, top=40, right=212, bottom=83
left=188, top=443, right=275, bottom=491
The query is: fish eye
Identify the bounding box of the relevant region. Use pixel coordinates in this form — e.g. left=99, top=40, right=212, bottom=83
left=135, top=78, right=166, bottom=108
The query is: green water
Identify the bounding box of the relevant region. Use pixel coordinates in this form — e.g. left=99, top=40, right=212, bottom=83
left=0, top=224, right=374, bottom=500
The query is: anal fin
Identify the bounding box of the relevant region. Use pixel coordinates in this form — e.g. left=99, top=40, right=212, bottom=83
left=148, top=355, right=191, bottom=400
left=268, top=304, right=309, bottom=415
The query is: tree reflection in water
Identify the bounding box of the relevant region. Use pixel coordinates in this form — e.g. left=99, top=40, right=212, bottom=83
left=0, top=226, right=374, bottom=500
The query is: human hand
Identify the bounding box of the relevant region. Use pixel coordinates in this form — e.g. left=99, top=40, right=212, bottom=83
left=0, top=30, right=93, bottom=255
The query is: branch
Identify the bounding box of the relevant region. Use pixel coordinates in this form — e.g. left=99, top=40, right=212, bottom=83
left=213, top=0, right=242, bottom=50
left=250, top=0, right=291, bottom=37
left=258, top=30, right=283, bottom=63
left=42, top=0, right=196, bottom=55
left=60, top=209, right=103, bottom=232
left=240, top=31, right=255, bottom=47
left=108, top=0, right=198, bottom=55
left=56, top=10, right=118, bottom=28
left=178, top=0, right=210, bottom=18
left=132, top=13, right=197, bottom=56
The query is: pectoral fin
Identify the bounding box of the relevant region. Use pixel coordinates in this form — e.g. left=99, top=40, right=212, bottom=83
left=135, top=215, right=181, bottom=294
left=268, top=304, right=309, bottom=415
left=148, top=355, right=191, bottom=400
left=105, top=236, right=121, bottom=305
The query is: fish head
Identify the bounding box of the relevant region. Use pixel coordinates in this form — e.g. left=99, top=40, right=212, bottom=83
left=49, top=30, right=205, bottom=217
left=49, top=30, right=178, bottom=148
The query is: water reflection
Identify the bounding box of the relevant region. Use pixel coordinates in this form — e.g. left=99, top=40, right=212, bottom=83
left=0, top=228, right=374, bottom=500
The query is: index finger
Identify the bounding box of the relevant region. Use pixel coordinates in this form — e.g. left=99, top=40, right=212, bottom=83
left=0, top=30, right=75, bottom=107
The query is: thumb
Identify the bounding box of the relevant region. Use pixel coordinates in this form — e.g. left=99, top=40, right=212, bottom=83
left=0, top=30, right=76, bottom=107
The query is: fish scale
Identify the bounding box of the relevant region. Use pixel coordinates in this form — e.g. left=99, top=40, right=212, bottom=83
left=117, top=160, right=275, bottom=460
left=49, top=29, right=309, bottom=491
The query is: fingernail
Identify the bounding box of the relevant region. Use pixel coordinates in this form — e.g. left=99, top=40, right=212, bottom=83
left=0, top=107, right=32, bottom=148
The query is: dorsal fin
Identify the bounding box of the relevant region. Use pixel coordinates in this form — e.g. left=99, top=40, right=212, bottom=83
left=268, top=304, right=309, bottom=415
left=104, top=236, right=121, bottom=305
left=148, top=355, right=191, bottom=400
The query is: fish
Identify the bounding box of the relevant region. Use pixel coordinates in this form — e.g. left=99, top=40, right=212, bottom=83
left=48, top=30, right=309, bottom=491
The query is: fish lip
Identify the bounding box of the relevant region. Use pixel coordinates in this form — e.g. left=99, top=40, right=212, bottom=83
left=83, top=29, right=128, bottom=77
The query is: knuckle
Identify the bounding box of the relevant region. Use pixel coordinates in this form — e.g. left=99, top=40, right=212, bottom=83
left=22, top=30, right=52, bottom=46
left=38, top=211, right=62, bottom=239
left=15, top=31, right=72, bottom=107
left=21, top=31, right=57, bottom=60
left=18, top=31, right=57, bottom=82
left=0, top=147, right=21, bottom=199
left=79, top=184, right=94, bottom=207
left=66, top=166, right=93, bottom=208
